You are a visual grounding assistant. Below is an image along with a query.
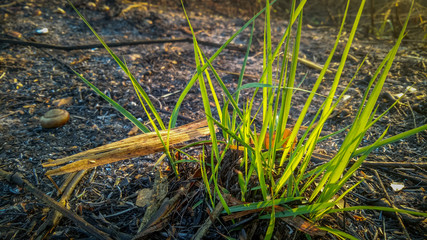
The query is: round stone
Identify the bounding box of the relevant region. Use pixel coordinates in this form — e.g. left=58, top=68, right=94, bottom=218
left=40, top=109, right=70, bottom=128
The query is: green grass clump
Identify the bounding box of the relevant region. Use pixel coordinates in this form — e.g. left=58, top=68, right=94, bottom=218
left=67, top=0, right=426, bottom=238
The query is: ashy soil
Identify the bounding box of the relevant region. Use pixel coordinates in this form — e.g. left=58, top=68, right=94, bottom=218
left=0, top=0, right=426, bottom=239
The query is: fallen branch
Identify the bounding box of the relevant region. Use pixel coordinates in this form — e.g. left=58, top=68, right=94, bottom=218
left=0, top=169, right=111, bottom=240
left=1, top=37, right=335, bottom=73
left=43, top=119, right=212, bottom=176
left=0, top=37, right=246, bottom=52
left=34, top=170, right=89, bottom=239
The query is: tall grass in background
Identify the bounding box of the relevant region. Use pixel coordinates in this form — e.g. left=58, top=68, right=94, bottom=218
left=67, top=0, right=426, bottom=238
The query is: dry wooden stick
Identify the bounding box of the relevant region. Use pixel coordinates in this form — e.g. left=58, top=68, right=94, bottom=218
left=0, top=169, right=111, bottom=240
left=35, top=169, right=89, bottom=239
left=43, top=119, right=212, bottom=176
left=286, top=52, right=335, bottom=74
left=58, top=172, right=78, bottom=196
left=0, top=37, right=246, bottom=52
left=361, top=161, right=427, bottom=169
left=373, top=170, right=411, bottom=240
left=391, top=169, right=427, bottom=184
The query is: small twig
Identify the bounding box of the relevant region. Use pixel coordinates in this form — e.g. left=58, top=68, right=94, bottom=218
left=0, top=0, right=24, bottom=8
left=373, top=170, right=411, bottom=240
left=406, top=100, right=420, bottom=143
left=0, top=111, right=18, bottom=119
left=0, top=169, right=111, bottom=240
left=32, top=168, right=39, bottom=185
left=360, top=161, right=427, bottom=169
left=191, top=202, right=224, bottom=240
left=58, top=172, right=78, bottom=196
left=386, top=168, right=427, bottom=184
left=285, top=52, right=335, bottom=74
left=148, top=94, right=163, bottom=110
left=35, top=170, right=87, bottom=239
left=46, top=175, right=62, bottom=195
left=382, top=216, right=387, bottom=240
left=104, top=206, right=138, bottom=218
left=157, top=109, right=195, bottom=123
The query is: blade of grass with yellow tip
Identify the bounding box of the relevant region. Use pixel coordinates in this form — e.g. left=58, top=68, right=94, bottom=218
left=273, top=0, right=352, bottom=196
left=314, top=0, right=414, bottom=204
left=180, top=0, right=230, bottom=212
left=67, top=0, right=165, bottom=131
left=66, top=0, right=183, bottom=174
left=169, top=0, right=279, bottom=129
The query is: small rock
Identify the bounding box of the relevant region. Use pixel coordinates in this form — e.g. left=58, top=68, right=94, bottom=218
left=40, top=109, right=70, bottom=128
left=35, top=28, right=49, bottom=35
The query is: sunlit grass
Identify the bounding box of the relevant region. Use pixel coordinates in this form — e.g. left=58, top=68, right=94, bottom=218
left=180, top=0, right=426, bottom=238
left=66, top=0, right=426, bottom=238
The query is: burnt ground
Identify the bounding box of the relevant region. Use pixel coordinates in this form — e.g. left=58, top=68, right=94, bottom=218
left=0, top=0, right=426, bottom=239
